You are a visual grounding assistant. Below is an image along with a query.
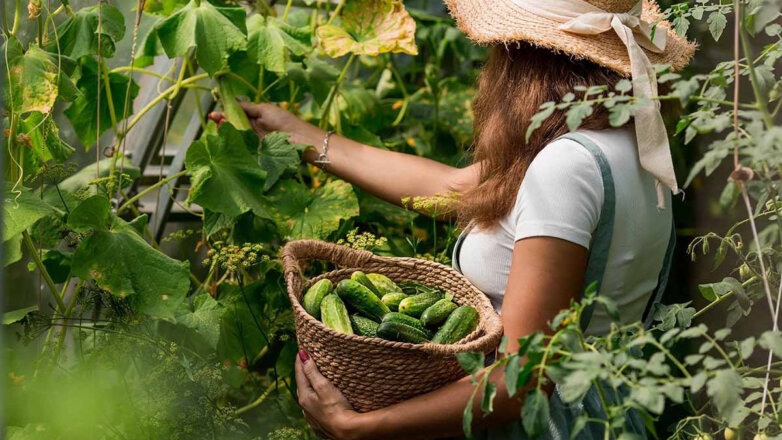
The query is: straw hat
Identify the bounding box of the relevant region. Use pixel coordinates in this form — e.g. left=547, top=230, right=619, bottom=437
left=444, top=0, right=695, bottom=76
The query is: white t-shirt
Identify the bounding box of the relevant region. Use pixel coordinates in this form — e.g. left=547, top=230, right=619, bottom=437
left=455, top=128, right=672, bottom=335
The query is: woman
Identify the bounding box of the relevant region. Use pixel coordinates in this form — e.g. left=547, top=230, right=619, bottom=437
left=212, top=0, right=694, bottom=438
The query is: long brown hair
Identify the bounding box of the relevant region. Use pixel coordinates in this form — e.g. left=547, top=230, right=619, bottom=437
left=458, top=43, right=624, bottom=229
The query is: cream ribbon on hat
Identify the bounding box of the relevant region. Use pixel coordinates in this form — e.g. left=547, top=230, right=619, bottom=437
left=511, top=0, right=678, bottom=208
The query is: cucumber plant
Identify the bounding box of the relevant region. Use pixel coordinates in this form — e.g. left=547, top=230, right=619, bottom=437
left=3, top=0, right=476, bottom=437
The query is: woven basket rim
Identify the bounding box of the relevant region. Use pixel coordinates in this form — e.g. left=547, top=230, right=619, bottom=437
left=282, top=240, right=503, bottom=356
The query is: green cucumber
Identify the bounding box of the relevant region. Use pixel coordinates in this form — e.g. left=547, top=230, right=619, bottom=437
left=381, top=312, right=429, bottom=335
left=420, top=299, right=458, bottom=328
left=336, top=279, right=390, bottom=322
left=350, top=314, right=379, bottom=337
left=351, top=271, right=382, bottom=297
left=302, top=279, right=333, bottom=319
left=398, top=281, right=442, bottom=296
left=398, top=291, right=445, bottom=317
left=381, top=292, right=408, bottom=312
left=377, top=321, right=429, bottom=344
left=367, top=273, right=403, bottom=296
left=431, top=305, right=479, bottom=344
left=216, top=77, right=252, bottom=131
left=320, top=294, right=353, bottom=335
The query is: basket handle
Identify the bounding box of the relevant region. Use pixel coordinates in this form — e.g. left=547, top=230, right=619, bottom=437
left=282, top=240, right=376, bottom=288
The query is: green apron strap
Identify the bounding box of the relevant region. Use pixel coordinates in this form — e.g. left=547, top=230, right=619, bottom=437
left=558, top=133, right=616, bottom=332
left=642, top=223, right=676, bottom=328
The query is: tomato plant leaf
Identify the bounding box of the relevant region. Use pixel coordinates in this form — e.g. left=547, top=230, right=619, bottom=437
left=258, top=132, right=307, bottom=191
left=69, top=196, right=190, bottom=321
left=185, top=123, right=269, bottom=218
left=522, top=388, right=550, bottom=437
left=2, top=305, right=39, bottom=325
left=263, top=179, right=359, bottom=240
left=247, top=15, right=311, bottom=73
left=153, top=0, right=247, bottom=75
left=64, top=58, right=139, bottom=147
left=3, top=184, right=55, bottom=241
left=706, top=369, right=744, bottom=422
left=5, top=38, right=64, bottom=115
left=317, top=0, right=418, bottom=58
left=52, top=4, right=126, bottom=59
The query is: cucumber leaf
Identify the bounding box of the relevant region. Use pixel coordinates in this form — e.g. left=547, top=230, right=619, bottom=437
left=68, top=196, right=190, bottom=321
left=5, top=38, right=63, bottom=115
left=3, top=184, right=55, bottom=240
left=185, top=123, right=269, bottom=218
left=262, top=179, right=359, bottom=240
left=316, top=0, right=418, bottom=58
left=51, top=4, right=126, bottom=59
left=247, top=15, right=311, bottom=73
left=153, top=0, right=247, bottom=75
left=64, top=58, right=139, bottom=147
left=258, top=132, right=307, bottom=191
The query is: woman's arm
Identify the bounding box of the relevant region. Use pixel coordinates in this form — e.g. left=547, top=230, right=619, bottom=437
left=211, top=103, right=479, bottom=209
left=296, top=236, right=588, bottom=440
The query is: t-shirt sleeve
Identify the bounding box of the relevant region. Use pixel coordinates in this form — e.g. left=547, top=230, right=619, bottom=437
left=512, top=138, right=604, bottom=249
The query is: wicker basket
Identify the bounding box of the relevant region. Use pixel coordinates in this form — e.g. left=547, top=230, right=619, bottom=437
left=282, top=240, right=504, bottom=412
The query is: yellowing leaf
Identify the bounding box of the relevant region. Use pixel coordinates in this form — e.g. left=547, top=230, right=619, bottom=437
left=317, top=0, right=418, bottom=58
left=5, top=38, right=60, bottom=115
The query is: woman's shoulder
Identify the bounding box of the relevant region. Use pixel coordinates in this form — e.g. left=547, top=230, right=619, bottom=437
left=524, top=134, right=602, bottom=185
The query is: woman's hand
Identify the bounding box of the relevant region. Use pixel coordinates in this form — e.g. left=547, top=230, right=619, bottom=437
left=295, top=350, right=369, bottom=440
left=209, top=102, right=325, bottom=147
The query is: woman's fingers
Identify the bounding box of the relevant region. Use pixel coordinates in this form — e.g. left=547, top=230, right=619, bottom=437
left=207, top=112, right=224, bottom=123
left=239, top=101, right=269, bottom=118
left=299, top=350, right=337, bottom=398
left=295, top=353, right=315, bottom=402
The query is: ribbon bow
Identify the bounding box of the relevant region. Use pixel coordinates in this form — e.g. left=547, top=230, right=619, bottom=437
left=512, top=0, right=677, bottom=208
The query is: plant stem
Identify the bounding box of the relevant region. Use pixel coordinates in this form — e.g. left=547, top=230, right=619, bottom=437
left=110, top=66, right=177, bottom=83
left=117, top=169, right=188, bottom=214
left=738, top=12, right=773, bottom=128
left=11, top=0, right=20, bottom=35
left=326, top=0, right=346, bottom=25
left=121, top=73, right=209, bottom=135
left=22, top=230, right=66, bottom=312
left=282, top=0, right=293, bottom=21
left=692, top=276, right=757, bottom=319
left=236, top=381, right=277, bottom=414
left=319, top=54, right=355, bottom=130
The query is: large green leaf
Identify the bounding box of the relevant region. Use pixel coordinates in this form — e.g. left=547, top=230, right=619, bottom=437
left=3, top=305, right=38, bottom=325
left=263, top=179, right=359, bottom=240
left=64, top=58, right=139, bottom=147
left=3, top=234, right=23, bottom=267
left=258, top=132, right=306, bottom=191
left=153, top=0, right=247, bottom=75
left=52, top=4, right=126, bottom=59
left=316, top=0, right=418, bottom=58
left=247, top=15, right=311, bottom=73
left=3, top=184, right=55, bottom=240
left=178, top=293, right=224, bottom=350
left=5, top=38, right=61, bottom=115
left=17, top=112, right=75, bottom=163
left=68, top=196, right=190, bottom=321
left=185, top=123, right=268, bottom=218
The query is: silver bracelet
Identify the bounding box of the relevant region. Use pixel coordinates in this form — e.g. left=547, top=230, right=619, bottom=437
left=314, top=131, right=334, bottom=166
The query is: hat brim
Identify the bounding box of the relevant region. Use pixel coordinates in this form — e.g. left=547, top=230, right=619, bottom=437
left=444, top=0, right=696, bottom=75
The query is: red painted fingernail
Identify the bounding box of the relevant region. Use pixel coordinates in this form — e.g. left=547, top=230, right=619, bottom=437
left=298, top=350, right=309, bottom=362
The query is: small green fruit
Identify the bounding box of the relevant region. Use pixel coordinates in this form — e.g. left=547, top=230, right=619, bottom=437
left=753, top=433, right=767, bottom=440
left=724, top=428, right=737, bottom=440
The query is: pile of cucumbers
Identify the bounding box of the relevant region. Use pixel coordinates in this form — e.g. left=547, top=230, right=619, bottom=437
left=302, top=271, right=479, bottom=344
